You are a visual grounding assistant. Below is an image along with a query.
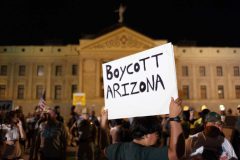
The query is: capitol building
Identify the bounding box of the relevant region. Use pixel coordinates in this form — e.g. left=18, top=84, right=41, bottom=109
left=0, top=27, right=240, bottom=118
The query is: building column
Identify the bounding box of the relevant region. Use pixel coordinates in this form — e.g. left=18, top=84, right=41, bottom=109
left=227, top=64, right=233, bottom=99
left=27, top=63, right=33, bottom=99
left=79, top=58, right=84, bottom=92
left=8, top=62, right=15, bottom=99
left=46, top=63, right=52, bottom=100
left=210, top=65, right=215, bottom=99
left=65, top=61, right=71, bottom=101
left=96, top=60, right=101, bottom=97
left=192, top=65, right=197, bottom=99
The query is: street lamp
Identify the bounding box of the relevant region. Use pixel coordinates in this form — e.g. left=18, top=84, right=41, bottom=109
left=219, top=104, right=225, bottom=111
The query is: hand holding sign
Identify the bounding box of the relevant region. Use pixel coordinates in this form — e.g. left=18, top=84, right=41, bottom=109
left=169, top=97, right=182, bottom=118
left=102, top=43, right=178, bottom=119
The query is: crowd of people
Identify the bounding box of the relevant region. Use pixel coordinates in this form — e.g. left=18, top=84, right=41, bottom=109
left=0, top=99, right=240, bottom=160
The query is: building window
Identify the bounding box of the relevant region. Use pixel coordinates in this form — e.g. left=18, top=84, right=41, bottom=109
left=17, top=85, right=24, bottom=99
left=218, top=85, right=224, bottom=99
left=200, top=85, right=207, bottom=99
left=54, top=85, right=62, bottom=100
left=182, top=66, right=188, bottom=76
left=72, top=64, right=78, bottom=76
left=37, top=65, right=44, bottom=76
left=19, top=65, right=26, bottom=76
left=71, top=84, right=77, bottom=99
left=182, top=85, right=189, bottom=99
left=216, top=66, right=223, bottom=76
left=0, top=85, right=6, bottom=99
left=234, top=66, right=240, bottom=76
left=55, top=65, right=62, bottom=76
left=36, top=85, right=44, bottom=99
left=0, top=65, right=7, bottom=76
left=236, top=85, right=240, bottom=99
left=199, top=66, right=206, bottom=76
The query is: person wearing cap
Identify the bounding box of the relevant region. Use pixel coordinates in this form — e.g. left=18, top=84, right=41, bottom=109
left=185, top=111, right=237, bottom=160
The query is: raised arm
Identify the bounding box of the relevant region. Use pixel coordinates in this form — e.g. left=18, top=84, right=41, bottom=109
left=168, top=97, right=185, bottom=160
left=100, top=109, right=109, bottom=130
left=17, top=120, right=26, bottom=140
left=100, top=109, right=111, bottom=151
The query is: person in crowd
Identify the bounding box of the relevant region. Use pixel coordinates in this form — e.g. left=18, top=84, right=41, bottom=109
left=25, top=112, right=35, bottom=149
left=108, top=119, right=131, bottom=144
left=0, top=110, right=26, bottom=160
left=89, top=108, right=103, bottom=160
left=227, top=108, right=233, bottom=116
left=29, top=106, right=45, bottom=160
left=89, top=109, right=100, bottom=128
left=54, top=105, right=64, bottom=123
left=101, top=97, right=185, bottom=160
left=185, top=111, right=237, bottom=160
left=0, top=105, right=7, bottom=124
left=191, top=106, right=210, bottom=135
left=231, top=118, right=240, bottom=159
left=189, top=108, right=198, bottom=136
left=181, top=106, right=191, bottom=139
left=15, top=106, right=27, bottom=156
left=36, top=108, right=68, bottom=160
left=67, top=105, right=79, bottom=146
left=71, top=107, right=96, bottom=160
left=0, top=107, right=6, bottom=158
left=231, top=105, right=240, bottom=159
left=0, top=106, right=7, bottom=143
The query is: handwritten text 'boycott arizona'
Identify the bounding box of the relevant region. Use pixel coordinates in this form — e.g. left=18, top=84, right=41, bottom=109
left=105, top=53, right=165, bottom=99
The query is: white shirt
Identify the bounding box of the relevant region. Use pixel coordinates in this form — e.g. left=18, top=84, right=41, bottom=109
left=189, top=132, right=237, bottom=159
left=0, top=124, right=20, bottom=141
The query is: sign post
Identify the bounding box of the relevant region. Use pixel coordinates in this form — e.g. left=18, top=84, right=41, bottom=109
left=73, top=93, right=86, bottom=106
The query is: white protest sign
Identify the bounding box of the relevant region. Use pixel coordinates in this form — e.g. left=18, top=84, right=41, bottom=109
left=102, top=43, right=178, bottom=119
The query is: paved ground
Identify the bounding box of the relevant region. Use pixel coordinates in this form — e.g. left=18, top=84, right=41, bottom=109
left=23, top=146, right=78, bottom=160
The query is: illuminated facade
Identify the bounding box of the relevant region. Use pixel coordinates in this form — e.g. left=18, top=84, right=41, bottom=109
left=0, top=27, right=240, bottom=118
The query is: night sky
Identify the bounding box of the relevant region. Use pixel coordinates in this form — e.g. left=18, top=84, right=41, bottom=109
left=0, top=0, right=240, bottom=46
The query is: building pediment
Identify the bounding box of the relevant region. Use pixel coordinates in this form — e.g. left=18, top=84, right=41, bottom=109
left=80, top=27, right=156, bottom=51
